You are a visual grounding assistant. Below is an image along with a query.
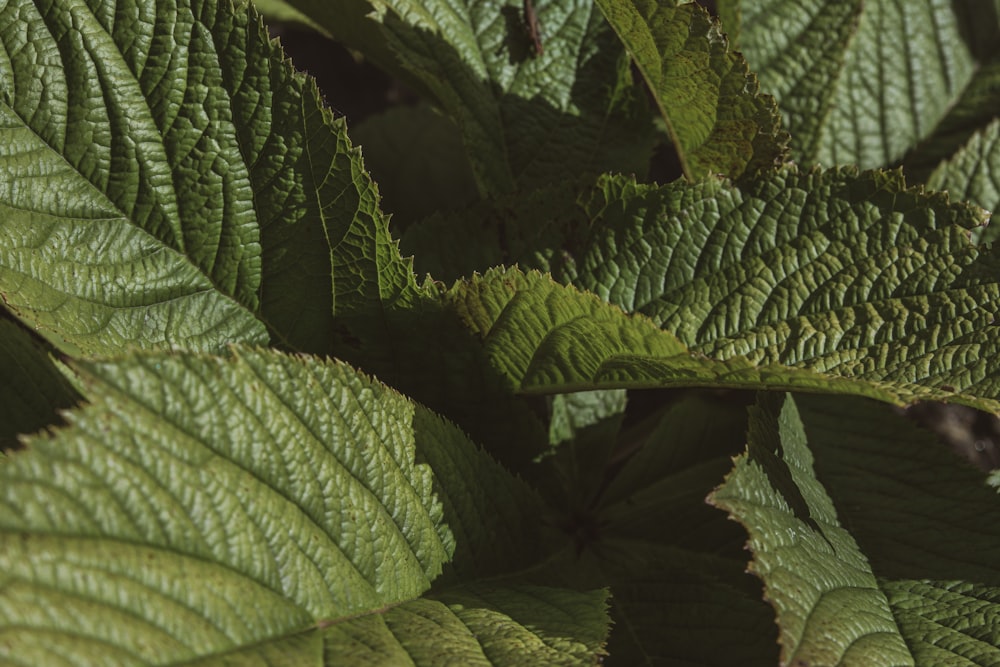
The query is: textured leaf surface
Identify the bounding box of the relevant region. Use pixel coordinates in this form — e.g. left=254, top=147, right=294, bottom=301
left=0, top=0, right=409, bottom=356
left=317, top=585, right=610, bottom=666
left=795, top=393, right=1000, bottom=664
left=595, top=0, right=787, bottom=180
left=0, top=317, right=78, bottom=449
left=550, top=169, right=1000, bottom=409
left=717, top=0, right=861, bottom=160
left=0, top=347, right=577, bottom=664
left=443, top=250, right=998, bottom=412
left=726, top=0, right=1000, bottom=168
left=405, top=168, right=1000, bottom=411
left=928, top=118, right=1000, bottom=242
left=710, top=393, right=912, bottom=666
left=0, top=348, right=449, bottom=661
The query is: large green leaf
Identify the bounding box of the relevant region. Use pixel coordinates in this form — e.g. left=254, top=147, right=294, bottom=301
left=0, top=0, right=411, bottom=356
left=434, top=164, right=1000, bottom=408
left=716, top=0, right=861, bottom=160
left=712, top=391, right=1000, bottom=665
left=710, top=393, right=913, bottom=665
left=0, top=347, right=601, bottom=664
left=594, top=0, right=788, bottom=180
left=362, top=167, right=1000, bottom=476
left=722, top=0, right=1000, bottom=169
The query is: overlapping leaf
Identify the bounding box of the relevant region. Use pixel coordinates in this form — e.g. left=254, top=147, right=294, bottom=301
left=595, top=0, right=787, bottom=180
left=927, top=118, right=1000, bottom=242
left=552, top=169, right=1000, bottom=408
left=406, top=170, right=1000, bottom=414
left=430, top=166, right=1000, bottom=408
left=712, top=391, right=1000, bottom=665
left=721, top=0, right=1000, bottom=169
left=0, top=347, right=599, bottom=665
left=0, top=0, right=411, bottom=356
left=274, top=0, right=654, bottom=195
left=710, top=393, right=913, bottom=665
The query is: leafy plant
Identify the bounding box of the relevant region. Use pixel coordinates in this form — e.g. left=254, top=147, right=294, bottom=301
left=2, top=0, right=1000, bottom=663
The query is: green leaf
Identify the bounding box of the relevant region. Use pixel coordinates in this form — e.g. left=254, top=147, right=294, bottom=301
left=349, top=0, right=655, bottom=194
left=252, top=0, right=330, bottom=34
left=795, top=393, right=1000, bottom=663
left=407, top=167, right=1000, bottom=411
left=710, top=393, right=913, bottom=666
left=303, top=584, right=609, bottom=665
left=0, top=0, right=413, bottom=356
left=441, top=263, right=987, bottom=409
left=0, top=317, right=79, bottom=449
left=728, top=0, right=1000, bottom=168
left=716, top=0, right=862, bottom=161
left=594, top=0, right=788, bottom=180
left=927, top=118, right=1000, bottom=243
left=0, top=347, right=593, bottom=663
left=556, top=169, right=1000, bottom=408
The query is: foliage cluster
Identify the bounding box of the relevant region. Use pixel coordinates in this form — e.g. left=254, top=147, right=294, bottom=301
left=2, top=0, right=1000, bottom=664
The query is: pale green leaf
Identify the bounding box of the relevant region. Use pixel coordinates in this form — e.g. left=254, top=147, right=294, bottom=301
left=0, top=0, right=413, bottom=356
left=442, top=265, right=982, bottom=408
left=0, top=347, right=603, bottom=665
left=594, top=0, right=788, bottom=180
left=0, top=349, right=451, bottom=658
left=313, top=585, right=609, bottom=666
left=710, top=393, right=913, bottom=666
